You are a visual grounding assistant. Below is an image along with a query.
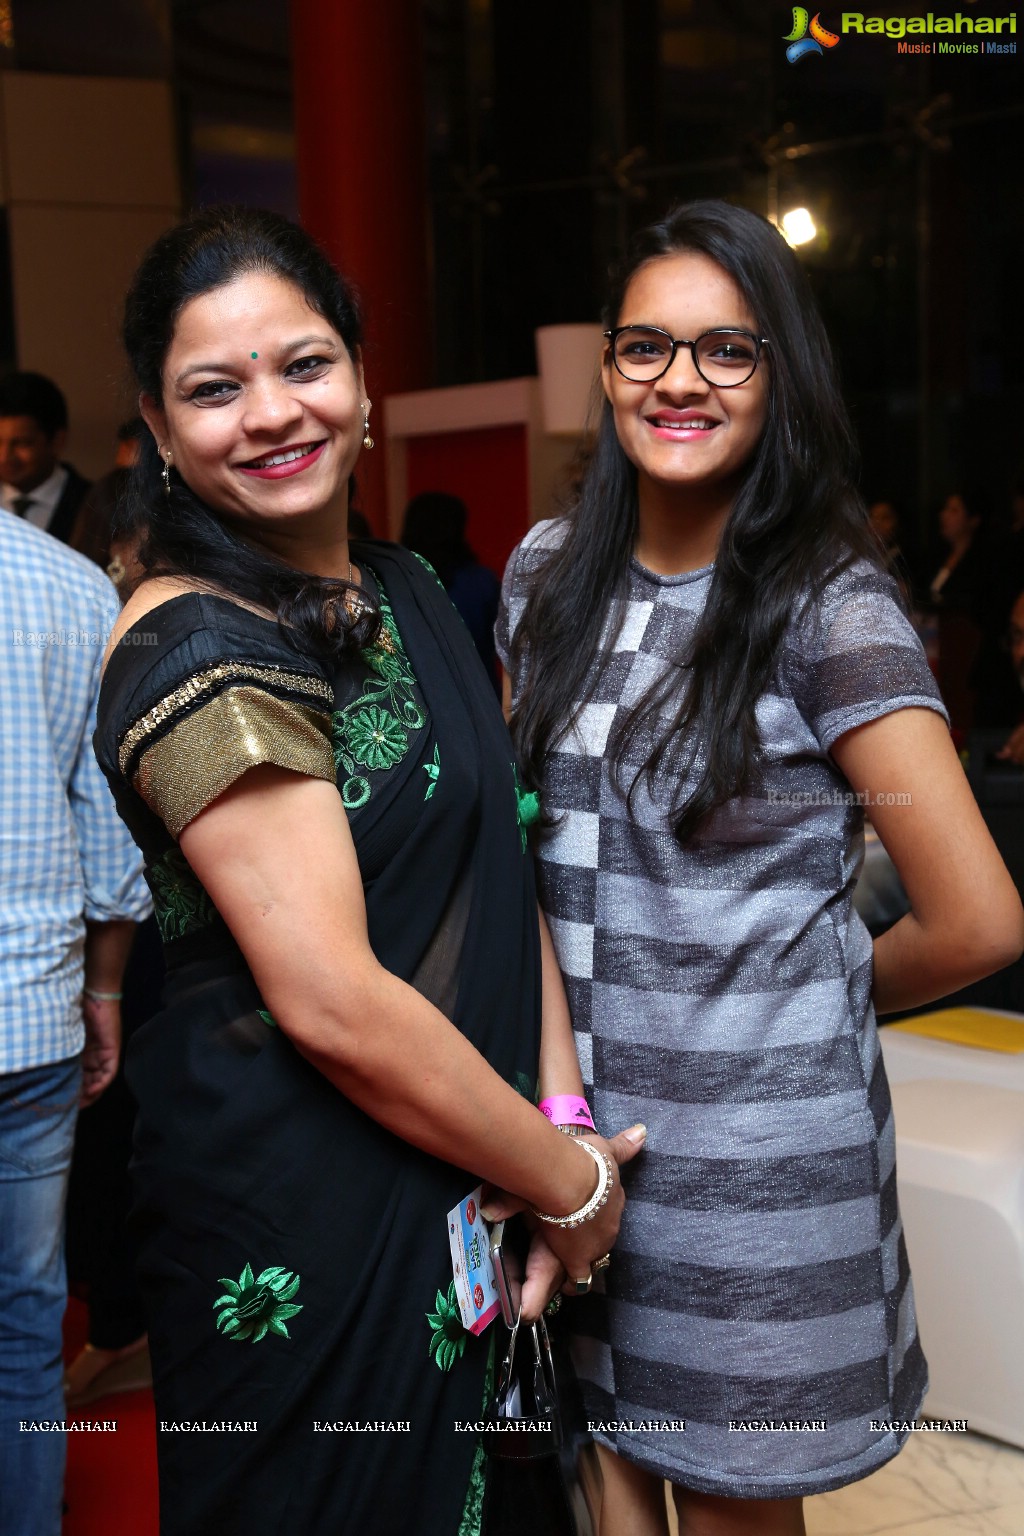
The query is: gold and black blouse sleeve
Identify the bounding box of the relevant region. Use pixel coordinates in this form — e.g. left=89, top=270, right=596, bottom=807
left=117, top=660, right=336, bottom=838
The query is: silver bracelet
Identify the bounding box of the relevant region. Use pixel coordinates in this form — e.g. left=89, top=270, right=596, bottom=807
left=532, top=1139, right=615, bottom=1229
left=83, top=987, right=123, bottom=1002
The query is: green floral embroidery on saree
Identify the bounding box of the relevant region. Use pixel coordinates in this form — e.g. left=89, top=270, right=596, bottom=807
left=213, top=1263, right=303, bottom=1343
left=512, top=1070, right=538, bottom=1104
left=331, top=578, right=426, bottom=809
left=426, top=1280, right=468, bottom=1372
left=456, top=1334, right=496, bottom=1536
left=423, top=742, right=441, bottom=801
left=149, top=847, right=216, bottom=942
left=345, top=705, right=408, bottom=770
left=512, top=764, right=540, bottom=852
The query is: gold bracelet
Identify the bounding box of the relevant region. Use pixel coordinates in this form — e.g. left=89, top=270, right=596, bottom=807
left=532, top=1139, right=614, bottom=1229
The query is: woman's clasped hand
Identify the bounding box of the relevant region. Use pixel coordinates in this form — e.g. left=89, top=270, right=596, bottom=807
left=482, top=1122, right=646, bottom=1321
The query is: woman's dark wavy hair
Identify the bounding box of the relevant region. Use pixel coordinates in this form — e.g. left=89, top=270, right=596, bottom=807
left=508, top=198, right=881, bottom=841
left=121, top=204, right=378, bottom=654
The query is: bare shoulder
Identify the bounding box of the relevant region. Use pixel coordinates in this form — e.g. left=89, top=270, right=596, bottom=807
left=102, top=576, right=201, bottom=672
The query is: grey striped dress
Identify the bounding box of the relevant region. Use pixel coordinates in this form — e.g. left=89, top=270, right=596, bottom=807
left=497, top=519, right=946, bottom=1498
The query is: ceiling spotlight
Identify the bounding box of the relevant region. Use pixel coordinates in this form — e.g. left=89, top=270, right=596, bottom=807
left=780, top=207, right=817, bottom=247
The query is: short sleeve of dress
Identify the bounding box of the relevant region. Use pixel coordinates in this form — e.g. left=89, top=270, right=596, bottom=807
left=495, top=517, right=568, bottom=673
left=113, top=600, right=336, bottom=838
left=786, top=558, right=949, bottom=753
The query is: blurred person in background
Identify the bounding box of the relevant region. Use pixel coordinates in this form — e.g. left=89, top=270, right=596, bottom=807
left=928, top=488, right=987, bottom=611
left=867, top=497, right=900, bottom=569
left=927, top=487, right=990, bottom=730
left=995, top=589, right=1024, bottom=766
left=0, top=510, right=150, bottom=1536
left=70, top=417, right=144, bottom=578
left=867, top=496, right=913, bottom=607
left=401, top=490, right=501, bottom=688
left=65, top=423, right=165, bottom=1412
left=63, top=913, right=162, bottom=1412
left=0, top=372, right=91, bottom=543
left=972, top=483, right=1024, bottom=728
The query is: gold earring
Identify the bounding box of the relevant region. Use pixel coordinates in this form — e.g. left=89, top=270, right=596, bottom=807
left=161, top=449, right=172, bottom=496
left=362, top=400, right=374, bottom=450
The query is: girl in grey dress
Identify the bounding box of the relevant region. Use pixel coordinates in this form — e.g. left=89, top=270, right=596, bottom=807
left=498, top=201, right=1024, bottom=1536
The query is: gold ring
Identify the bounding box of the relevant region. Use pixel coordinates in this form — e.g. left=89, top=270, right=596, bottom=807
left=592, top=1254, right=611, bottom=1272
left=545, top=1294, right=563, bottom=1317
left=573, top=1273, right=593, bottom=1296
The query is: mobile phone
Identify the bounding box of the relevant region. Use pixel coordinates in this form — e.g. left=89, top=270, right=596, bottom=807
left=489, top=1218, right=526, bottom=1328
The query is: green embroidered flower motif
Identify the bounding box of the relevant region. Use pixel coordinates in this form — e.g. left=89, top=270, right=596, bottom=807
left=513, top=1070, right=538, bottom=1103
left=149, top=847, right=216, bottom=942
left=364, top=644, right=407, bottom=686
left=330, top=572, right=426, bottom=811
left=213, top=1263, right=303, bottom=1343
left=339, top=775, right=371, bottom=810
left=423, top=742, right=441, bottom=801
left=344, top=705, right=409, bottom=771
left=426, top=1280, right=467, bottom=1372
left=512, top=764, right=541, bottom=852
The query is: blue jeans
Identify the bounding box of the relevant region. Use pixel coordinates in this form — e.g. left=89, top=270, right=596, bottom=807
left=0, top=1055, right=82, bottom=1536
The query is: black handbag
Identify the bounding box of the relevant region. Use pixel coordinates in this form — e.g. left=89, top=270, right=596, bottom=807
left=480, top=1313, right=595, bottom=1536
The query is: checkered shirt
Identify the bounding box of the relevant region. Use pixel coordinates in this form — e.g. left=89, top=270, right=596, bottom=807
left=0, top=511, right=151, bottom=1073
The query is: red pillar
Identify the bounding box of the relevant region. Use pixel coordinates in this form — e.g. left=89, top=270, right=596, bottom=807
left=290, top=0, right=432, bottom=532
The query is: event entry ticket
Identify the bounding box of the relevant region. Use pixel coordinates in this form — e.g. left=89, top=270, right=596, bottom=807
left=447, top=1186, right=501, bottom=1334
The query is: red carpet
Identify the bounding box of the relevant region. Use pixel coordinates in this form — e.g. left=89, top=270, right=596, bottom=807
left=61, top=1297, right=159, bottom=1535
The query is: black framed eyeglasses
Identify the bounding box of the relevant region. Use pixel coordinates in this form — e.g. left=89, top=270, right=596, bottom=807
left=604, top=325, right=768, bottom=387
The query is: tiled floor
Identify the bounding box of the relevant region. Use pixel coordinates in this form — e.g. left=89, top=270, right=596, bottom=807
left=804, top=1431, right=1024, bottom=1536
left=663, top=1431, right=1024, bottom=1534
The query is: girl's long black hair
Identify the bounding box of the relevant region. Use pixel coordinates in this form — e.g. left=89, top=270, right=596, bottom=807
left=508, top=199, right=881, bottom=841
left=121, top=204, right=378, bottom=655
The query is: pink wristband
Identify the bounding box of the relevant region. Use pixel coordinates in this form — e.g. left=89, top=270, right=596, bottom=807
left=539, top=1095, right=596, bottom=1131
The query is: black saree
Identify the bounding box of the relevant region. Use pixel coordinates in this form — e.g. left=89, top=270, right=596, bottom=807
left=94, top=542, right=541, bottom=1536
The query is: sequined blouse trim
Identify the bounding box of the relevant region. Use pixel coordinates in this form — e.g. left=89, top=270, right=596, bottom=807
left=117, top=661, right=333, bottom=777
left=132, top=687, right=335, bottom=837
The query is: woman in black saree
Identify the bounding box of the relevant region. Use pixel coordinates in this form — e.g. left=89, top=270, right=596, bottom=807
left=94, top=207, right=644, bottom=1536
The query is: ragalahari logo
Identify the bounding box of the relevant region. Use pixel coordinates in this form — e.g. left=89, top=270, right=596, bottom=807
left=784, top=8, right=841, bottom=63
